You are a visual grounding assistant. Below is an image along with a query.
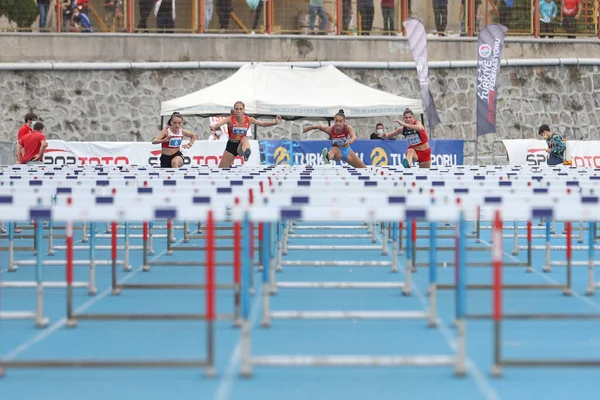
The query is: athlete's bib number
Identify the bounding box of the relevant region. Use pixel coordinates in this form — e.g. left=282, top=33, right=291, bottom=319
left=232, top=127, right=246, bottom=136
left=169, top=137, right=183, bottom=147
left=331, top=138, right=348, bottom=146
left=406, top=134, right=422, bottom=146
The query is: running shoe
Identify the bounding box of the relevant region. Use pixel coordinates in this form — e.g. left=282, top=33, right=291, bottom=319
left=321, top=148, right=330, bottom=164
left=402, top=158, right=411, bottom=168
left=244, top=148, right=251, bottom=162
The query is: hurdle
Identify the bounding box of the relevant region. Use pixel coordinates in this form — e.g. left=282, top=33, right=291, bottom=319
left=115, top=219, right=243, bottom=326
left=7, top=219, right=134, bottom=296
left=490, top=211, right=600, bottom=376
left=0, top=211, right=50, bottom=328
left=0, top=212, right=217, bottom=375
left=276, top=219, right=398, bottom=273
left=2, top=221, right=37, bottom=272
left=240, top=207, right=467, bottom=377
left=263, top=220, right=411, bottom=326
left=51, top=221, right=149, bottom=272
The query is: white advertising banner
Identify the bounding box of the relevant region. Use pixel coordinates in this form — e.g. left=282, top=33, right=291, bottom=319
left=43, top=140, right=261, bottom=167
left=502, top=139, right=600, bottom=167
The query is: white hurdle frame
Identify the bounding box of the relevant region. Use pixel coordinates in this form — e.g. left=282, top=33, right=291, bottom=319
left=240, top=210, right=467, bottom=377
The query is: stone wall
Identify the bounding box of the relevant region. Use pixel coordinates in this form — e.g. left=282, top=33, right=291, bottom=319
left=2, top=64, right=599, bottom=163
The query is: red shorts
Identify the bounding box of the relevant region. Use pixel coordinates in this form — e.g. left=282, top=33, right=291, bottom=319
left=413, top=147, right=431, bottom=163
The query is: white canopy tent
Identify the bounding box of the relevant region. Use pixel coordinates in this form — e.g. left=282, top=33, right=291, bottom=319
left=160, top=64, right=423, bottom=120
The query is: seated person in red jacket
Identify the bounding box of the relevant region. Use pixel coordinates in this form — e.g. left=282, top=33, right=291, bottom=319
left=20, top=122, right=48, bottom=164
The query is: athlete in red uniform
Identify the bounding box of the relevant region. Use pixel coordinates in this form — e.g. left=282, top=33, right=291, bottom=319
left=210, top=101, right=281, bottom=168
left=303, top=109, right=366, bottom=169
left=382, top=108, right=431, bottom=169
left=151, top=112, right=196, bottom=168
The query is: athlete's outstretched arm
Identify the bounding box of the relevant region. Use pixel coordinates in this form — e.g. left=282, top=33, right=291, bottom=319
left=249, top=115, right=281, bottom=127
left=302, top=124, right=331, bottom=135
left=209, top=116, right=232, bottom=131
left=381, top=126, right=403, bottom=139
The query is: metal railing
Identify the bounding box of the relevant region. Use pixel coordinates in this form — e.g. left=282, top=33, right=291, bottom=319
left=4, top=0, right=598, bottom=37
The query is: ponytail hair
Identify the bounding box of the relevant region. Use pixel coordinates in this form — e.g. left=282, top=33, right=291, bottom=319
left=167, top=112, right=183, bottom=126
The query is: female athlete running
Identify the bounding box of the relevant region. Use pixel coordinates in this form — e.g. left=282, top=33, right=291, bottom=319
left=302, top=109, right=366, bottom=169
left=381, top=108, right=431, bottom=169
left=151, top=112, right=196, bottom=168
left=210, top=101, right=281, bottom=168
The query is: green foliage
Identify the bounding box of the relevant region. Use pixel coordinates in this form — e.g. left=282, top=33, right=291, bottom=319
left=0, top=0, right=39, bottom=29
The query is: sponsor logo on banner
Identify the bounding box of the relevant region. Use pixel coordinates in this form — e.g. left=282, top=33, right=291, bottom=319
left=370, top=147, right=389, bottom=166
left=146, top=149, right=243, bottom=166
left=273, top=147, right=291, bottom=165
left=572, top=156, right=600, bottom=168
left=504, top=139, right=600, bottom=167
left=525, top=148, right=549, bottom=166
left=478, top=44, right=492, bottom=58
left=476, top=24, right=507, bottom=137
left=43, top=148, right=130, bottom=165
left=261, top=140, right=464, bottom=166
left=43, top=140, right=261, bottom=166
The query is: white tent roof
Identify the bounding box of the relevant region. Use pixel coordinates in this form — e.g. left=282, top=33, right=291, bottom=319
left=160, top=64, right=423, bottom=119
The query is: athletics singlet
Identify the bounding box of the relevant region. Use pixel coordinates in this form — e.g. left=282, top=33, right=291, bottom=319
left=330, top=124, right=350, bottom=147
left=402, top=126, right=428, bottom=148
left=162, top=128, right=184, bottom=149
left=229, top=115, right=250, bottom=140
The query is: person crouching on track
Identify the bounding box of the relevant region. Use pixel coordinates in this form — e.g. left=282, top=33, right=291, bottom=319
left=303, top=109, right=366, bottom=169
left=210, top=101, right=281, bottom=168
left=152, top=112, right=196, bottom=168
left=538, top=124, right=568, bottom=166
left=381, top=108, right=431, bottom=169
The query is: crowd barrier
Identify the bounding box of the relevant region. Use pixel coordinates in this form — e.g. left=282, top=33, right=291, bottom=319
left=1, top=164, right=600, bottom=377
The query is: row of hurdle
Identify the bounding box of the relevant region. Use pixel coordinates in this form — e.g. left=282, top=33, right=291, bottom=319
left=2, top=164, right=600, bottom=377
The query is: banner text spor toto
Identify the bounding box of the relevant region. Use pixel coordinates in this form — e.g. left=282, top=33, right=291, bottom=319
left=260, top=140, right=464, bottom=166
left=43, top=140, right=261, bottom=166
left=503, top=139, right=600, bottom=168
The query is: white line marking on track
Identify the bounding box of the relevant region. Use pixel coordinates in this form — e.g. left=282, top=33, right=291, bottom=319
left=214, top=287, right=262, bottom=400
left=376, top=227, right=501, bottom=400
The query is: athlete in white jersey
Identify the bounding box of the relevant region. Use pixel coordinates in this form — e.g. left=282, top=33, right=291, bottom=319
left=152, top=112, right=197, bottom=168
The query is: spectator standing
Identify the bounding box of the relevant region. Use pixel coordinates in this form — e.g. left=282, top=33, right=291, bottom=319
left=308, top=0, right=328, bottom=34
left=358, top=0, right=374, bottom=35
left=432, top=0, right=448, bottom=36
left=137, top=0, right=153, bottom=31
left=381, top=0, right=395, bottom=35
left=37, top=0, right=51, bottom=30
left=155, top=0, right=175, bottom=33
left=561, top=0, right=581, bottom=38
left=539, top=0, right=558, bottom=38
left=498, top=0, right=514, bottom=29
